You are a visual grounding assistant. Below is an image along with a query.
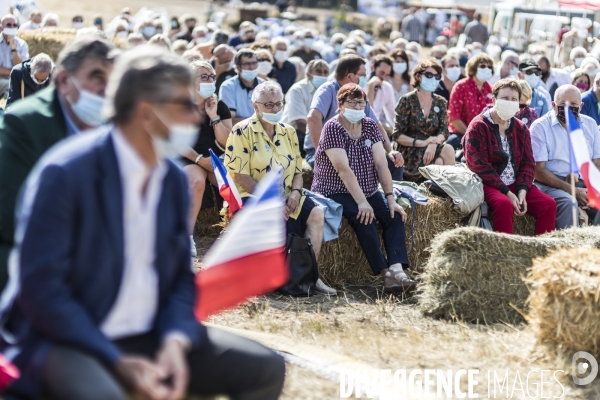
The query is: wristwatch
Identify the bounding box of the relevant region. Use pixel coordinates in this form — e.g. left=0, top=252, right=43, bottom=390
left=292, top=188, right=303, bottom=196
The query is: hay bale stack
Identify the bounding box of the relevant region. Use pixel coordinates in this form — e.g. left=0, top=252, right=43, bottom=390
left=418, top=226, right=600, bottom=324
left=302, top=159, right=313, bottom=190
left=195, top=207, right=224, bottom=237
left=19, top=29, right=77, bottom=60
left=526, top=248, right=600, bottom=363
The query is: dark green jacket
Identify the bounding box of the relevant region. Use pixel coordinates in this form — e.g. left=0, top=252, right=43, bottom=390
left=0, top=86, right=67, bottom=289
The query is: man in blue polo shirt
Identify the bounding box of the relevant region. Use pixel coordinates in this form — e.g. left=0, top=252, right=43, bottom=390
left=305, top=54, right=404, bottom=178
left=581, top=71, right=600, bottom=124
left=219, top=48, right=263, bottom=124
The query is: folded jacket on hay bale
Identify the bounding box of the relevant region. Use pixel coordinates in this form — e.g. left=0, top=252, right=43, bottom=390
left=317, top=193, right=536, bottom=287
left=418, top=226, right=600, bottom=325
left=526, top=247, right=600, bottom=367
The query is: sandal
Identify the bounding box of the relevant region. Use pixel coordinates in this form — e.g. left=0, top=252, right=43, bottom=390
left=382, top=267, right=417, bottom=293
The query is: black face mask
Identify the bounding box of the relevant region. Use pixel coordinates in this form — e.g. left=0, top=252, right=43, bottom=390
left=556, top=105, right=579, bottom=124
left=459, top=56, right=468, bottom=67
left=541, top=70, right=549, bottom=80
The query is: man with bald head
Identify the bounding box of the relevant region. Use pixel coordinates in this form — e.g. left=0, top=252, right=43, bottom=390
left=530, top=84, right=600, bottom=229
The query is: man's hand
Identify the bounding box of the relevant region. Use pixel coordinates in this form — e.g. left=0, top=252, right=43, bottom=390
left=205, top=95, right=218, bottom=120
left=214, top=59, right=230, bottom=76
left=285, top=190, right=301, bottom=218
left=156, top=338, right=190, bottom=400
left=357, top=200, right=375, bottom=225
left=388, top=199, right=407, bottom=222
left=423, top=143, right=437, bottom=165
left=367, top=76, right=382, bottom=90
left=576, top=187, right=589, bottom=208
left=388, top=150, right=404, bottom=167
left=6, top=36, right=15, bottom=50
left=114, top=355, right=170, bottom=400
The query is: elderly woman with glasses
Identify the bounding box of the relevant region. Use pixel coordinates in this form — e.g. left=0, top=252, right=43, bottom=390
left=392, top=59, right=455, bottom=181
left=447, top=53, right=495, bottom=149
left=181, top=60, right=232, bottom=256
left=225, top=81, right=336, bottom=295
left=311, top=83, right=416, bottom=293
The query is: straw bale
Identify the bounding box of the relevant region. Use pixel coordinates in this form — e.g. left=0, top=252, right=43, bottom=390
left=19, top=29, right=76, bottom=60
left=195, top=188, right=225, bottom=237
left=302, top=159, right=313, bottom=190
left=418, top=226, right=600, bottom=324
left=526, top=247, right=600, bottom=364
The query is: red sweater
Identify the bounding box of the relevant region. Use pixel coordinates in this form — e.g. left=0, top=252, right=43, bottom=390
left=464, top=113, right=535, bottom=195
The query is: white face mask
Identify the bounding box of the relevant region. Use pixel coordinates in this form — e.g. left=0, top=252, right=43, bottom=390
left=445, top=67, right=461, bottom=82
left=274, top=50, right=288, bottom=63
left=494, top=99, right=520, bottom=121
left=575, top=57, right=585, bottom=67
left=116, top=31, right=128, bottom=39
left=152, top=109, right=199, bottom=159
left=67, top=77, right=106, bottom=127
left=510, top=66, right=519, bottom=76
left=261, top=109, right=283, bottom=125
left=73, top=22, right=83, bottom=30
left=524, top=73, right=540, bottom=89
left=30, top=73, right=49, bottom=85
left=2, top=27, right=17, bottom=36
left=409, top=60, right=417, bottom=72
left=476, top=67, right=493, bottom=82
left=393, top=62, right=407, bottom=75
left=257, top=61, right=273, bottom=76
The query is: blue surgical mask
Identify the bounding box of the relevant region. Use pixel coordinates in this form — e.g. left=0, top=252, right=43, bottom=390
left=198, top=82, right=216, bottom=99
left=304, top=38, right=314, bottom=48
left=343, top=108, right=365, bottom=123
left=334, top=44, right=342, bottom=54
left=143, top=26, right=156, bottom=37
left=312, top=75, right=327, bottom=88
left=420, top=76, right=439, bottom=92
left=358, top=76, right=367, bottom=88
left=524, top=73, right=540, bottom=89
left=241, top=68, right=259, bottom=82
left=261, top=110, right=283, bottom=125
left=393, top=62, right=407, bottom=74
left=67, top=77, right=106, bottom=127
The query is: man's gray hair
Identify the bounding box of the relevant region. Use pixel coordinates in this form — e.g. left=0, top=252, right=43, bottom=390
left=31, top=53, right=54, bottom=74
left=55, top=36, right=117, bottom=76
left=42, top=13, right=59, bottom=25
left=270, top=36, right=289, bottom=49
left=104, top=46, right=193, bottom=124
left=251, top=81, right=283, bottom=103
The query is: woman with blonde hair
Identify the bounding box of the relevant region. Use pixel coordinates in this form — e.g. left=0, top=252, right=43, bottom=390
left=514, top=80, right=538, bottom=128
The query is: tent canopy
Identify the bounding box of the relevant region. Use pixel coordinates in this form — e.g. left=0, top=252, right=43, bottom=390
left=558, top=0, right=600, bottom=10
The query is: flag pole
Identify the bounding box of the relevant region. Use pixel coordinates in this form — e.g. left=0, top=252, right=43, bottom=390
left=565, top=101, right=578, bottom=229
left=571, top=174, right=578, bottom=228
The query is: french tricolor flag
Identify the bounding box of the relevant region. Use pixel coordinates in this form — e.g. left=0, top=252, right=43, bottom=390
left=195, top=169, right=288, bottom=321
left=209, top=149, right=243, bottom=217
left=0, top=353, right=19, bottom=390
left=566, top=106, right=600, bottom=209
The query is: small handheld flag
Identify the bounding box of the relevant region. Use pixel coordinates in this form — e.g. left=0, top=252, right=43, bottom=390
left=565, top=105, right=600, bottom=211
left=195, top=169, right=288, bottom=321
left=209, top=149, right=243, bottom=217
left=0, top=353, right=19, bottom=389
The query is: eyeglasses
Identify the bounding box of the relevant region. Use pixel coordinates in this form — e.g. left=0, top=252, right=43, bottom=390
left=344, top=100, right=366, bottom=108
left=3, top=23, right=17, bottom=27
left=421, top=71, right=442, bottom=80
left=196, top=74, right=216, bottom=82
left=241, top=61, right=258, bottom=69
left=478, top=64, right=493, bottom=70
left=524, top=70, right=542, bottom=76
left=257, top=58, right=271, bottom=63
left=257, top=101, right=285, bottom=110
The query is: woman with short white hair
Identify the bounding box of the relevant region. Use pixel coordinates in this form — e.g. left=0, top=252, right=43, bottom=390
left=225, top=81, right=335, bottom=295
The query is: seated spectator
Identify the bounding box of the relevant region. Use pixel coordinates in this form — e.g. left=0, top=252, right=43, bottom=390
left=388, top=49, right=412, bottom=103
left=282, top=59, right=329, bottom=156
left=113, top=20, right=129, bottom=40
left=172, top=39, right=189, bottom=55
left=72, top=15, right=84, bottom=30
left=311, top=83, right=415, bottom=292
left=515, top=80, right=539, bottom=128
left=365, top=54, right=395, bottom=130
left=571, top=68, right=591, bottom=93
left=580, top=57, right=600, bottom=83
left=147, top=34, right=171, bottom=51
left=271, top=37, right=296, bottom=94
left=435, top=54, right=463, bottom=101
left=191, top=26, right=208, bottom=46
left=0, top=14, right=29, bottom=99
left=0, top=46, right=285, bottom=400
left=531, top=84, right=600, bottom=229
left=306, top=55, right=404, bottom=179
left=327, top=46, right=358, bottom=79
left=581, top=71, right=600, bottom=124
left=137, top=19, right=156, bottom=40
left=18, top=9, right=42, bottom=31
left=228, top=21, right=255, bottom=48
left=181, top=60, right=232, bottom=256
left=168, top=16, right=181, bottom=40
left=489, top=50, right=519, bottom=86
left=42, top=13, right=59, bottom=27
left=291, top=29, right=322, bottom=64
left=447, top=52, right=495, bottom=149
left=6, top=52, right=53, bottom=107
left=322, top=33, right=347, bottom=63
left=465, top=79, right=556, bottom=235
left=93, top=16, right=103, bottom=30
left=538, top=56, right=571, bottom=100
left=196, top=29, right=228, bottom=60
left=255, top=48, right=274, bottom=81
left=174, top=14, right=197, bottom=42
left=429, top=45, right=447, bottom=62
left=393, top=59, right=454, bottom=181
left=564, top=46, right=587, bottom=73
left=219, top=48, right=263, bottom=124
left=225, top=81, right=335, bottom=295
left=126, top=32, right=146, bottom=47
left=517, top=59, right=551, bottom=117
left=233, top=26, right=256, bottom=50
left=212, top=44, right=236, bottom=94
left=152, top=19, right=164, bottom=36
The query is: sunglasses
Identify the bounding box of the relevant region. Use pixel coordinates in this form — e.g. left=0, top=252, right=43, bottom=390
left=524, top=70, right=542, bottom=76
left=257, top=58, right=271, bottom=63
left=3, top=23, right=17, bottom=27
left=421, top=71, right=442, bottom=80
left=478, top=64, right=493, bottom=70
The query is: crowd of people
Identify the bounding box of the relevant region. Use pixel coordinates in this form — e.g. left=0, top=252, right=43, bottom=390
left=0, top=4, right=598, bottom=398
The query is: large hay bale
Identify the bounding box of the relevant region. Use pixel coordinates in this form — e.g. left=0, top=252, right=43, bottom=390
left=526, top=248, right=600, bottom=363
left=19, top=29, right=76, bottom=60
left=302, top=159, right=313, bottom=190
left=418, top=226, right=600, bottom=324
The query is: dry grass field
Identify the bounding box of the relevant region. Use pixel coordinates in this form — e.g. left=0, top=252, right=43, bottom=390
left=32, top=0, right=600, bottom=397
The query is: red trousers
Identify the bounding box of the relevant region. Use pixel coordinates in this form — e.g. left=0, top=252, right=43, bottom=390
left=483, top=184, right=556, bottom=235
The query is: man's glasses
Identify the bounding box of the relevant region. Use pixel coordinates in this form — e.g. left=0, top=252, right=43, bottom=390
left=524, top=70, right=542, bottom=76
left=241, top=61, right=258, bottom=69
left=421, top=71, right=442, bottom=80
left=196, top=74, right=216, bottom=82
left=478, top=64, right=493, bottom=70
left=344, top=100, right=366, bottom=108
left=257, top=101, right=284, bottom=110
left=3, top=23, right=17, bottom=27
